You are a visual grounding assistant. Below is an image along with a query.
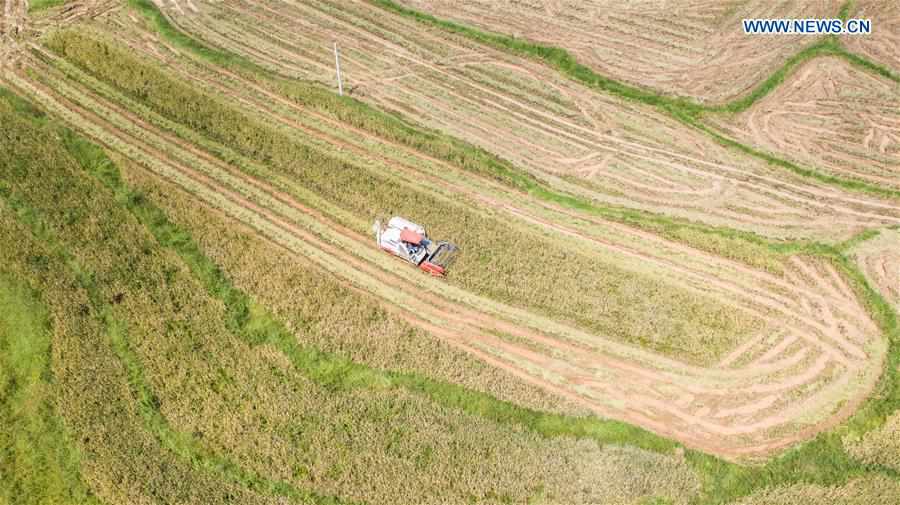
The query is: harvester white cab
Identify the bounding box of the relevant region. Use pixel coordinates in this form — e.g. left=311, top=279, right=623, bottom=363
left=373, top=216, right=459, bottom=277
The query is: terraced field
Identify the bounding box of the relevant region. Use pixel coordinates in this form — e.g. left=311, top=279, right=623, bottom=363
left=143, top=0, right=900, bottom=242
left=2, top=0, right=900, bottom=504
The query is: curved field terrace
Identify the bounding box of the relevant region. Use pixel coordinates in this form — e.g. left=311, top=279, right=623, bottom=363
left=2, top=1, right=900, bottom=504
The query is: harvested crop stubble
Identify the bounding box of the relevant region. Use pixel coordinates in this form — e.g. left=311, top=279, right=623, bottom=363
left=844, top=0, right=900, bottom=76
left=733, top=474, right=900, bottom=505
left=0, top=90, right=704, bottom=505
left=120, top=155, right=587, bottom=415
left=710, top=56, right=900, bottom=190
left=152, top=0, right=900, bottom=240
left=44, top=28, right=759, bottom=365
left=391, top=0, right=841, bottom=103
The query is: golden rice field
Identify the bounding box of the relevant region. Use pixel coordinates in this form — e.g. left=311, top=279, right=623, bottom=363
left=1, top=0, right=899, bottom=504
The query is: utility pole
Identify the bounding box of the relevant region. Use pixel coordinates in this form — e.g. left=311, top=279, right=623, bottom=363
left=333, top=42, right=343, bottom=96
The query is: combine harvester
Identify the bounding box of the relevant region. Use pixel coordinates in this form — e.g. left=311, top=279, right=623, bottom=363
left=374, top=217, right=459, bottom=277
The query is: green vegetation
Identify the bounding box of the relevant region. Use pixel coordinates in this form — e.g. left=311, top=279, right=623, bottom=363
left=28, top=0, right=66, bottom=13
left=713, top=38, right=843, bottom=114
left=0, top=273, right=99, bottom=504
left=836, top=46, right=900, bottom=84
left=837, top=229, right=881, bottom=253
left=689, top=120, right=900, bottom=200
left=838, top=1, right=855, bottom=22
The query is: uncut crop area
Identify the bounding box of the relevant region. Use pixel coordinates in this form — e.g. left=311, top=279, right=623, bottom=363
left=152, top=0, right=900, bottom=242
left=1, top=0, right=894, bottom=463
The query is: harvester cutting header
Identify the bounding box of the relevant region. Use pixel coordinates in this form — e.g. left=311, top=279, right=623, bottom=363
left=373, top=217, right=459, bottom=277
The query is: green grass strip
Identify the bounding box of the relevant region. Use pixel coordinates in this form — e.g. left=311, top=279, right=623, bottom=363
left=836, top=45, right=900, bottom=83
left=370, top=0, right=900, bottom=201
left=126, top=0, right=267, bottom=73
left=370, top=0, right=704, bottom=116
left=837, top=228, right=882, bottom=252
left=712, top=38, right=842, bottom=114
left=28, top=0, right=66, bottom=13
left=685, top=118, right=900, bottom=200
left=0, top=273, right=101, bottom=505
left=839, top=1, right=856, bottom=22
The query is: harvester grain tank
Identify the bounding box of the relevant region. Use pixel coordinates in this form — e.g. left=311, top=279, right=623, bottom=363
left=373, top=216, right=459, bottom=276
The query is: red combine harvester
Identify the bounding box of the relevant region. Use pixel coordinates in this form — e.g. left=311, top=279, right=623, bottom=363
left=373, top=217, right=459, bottom=276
